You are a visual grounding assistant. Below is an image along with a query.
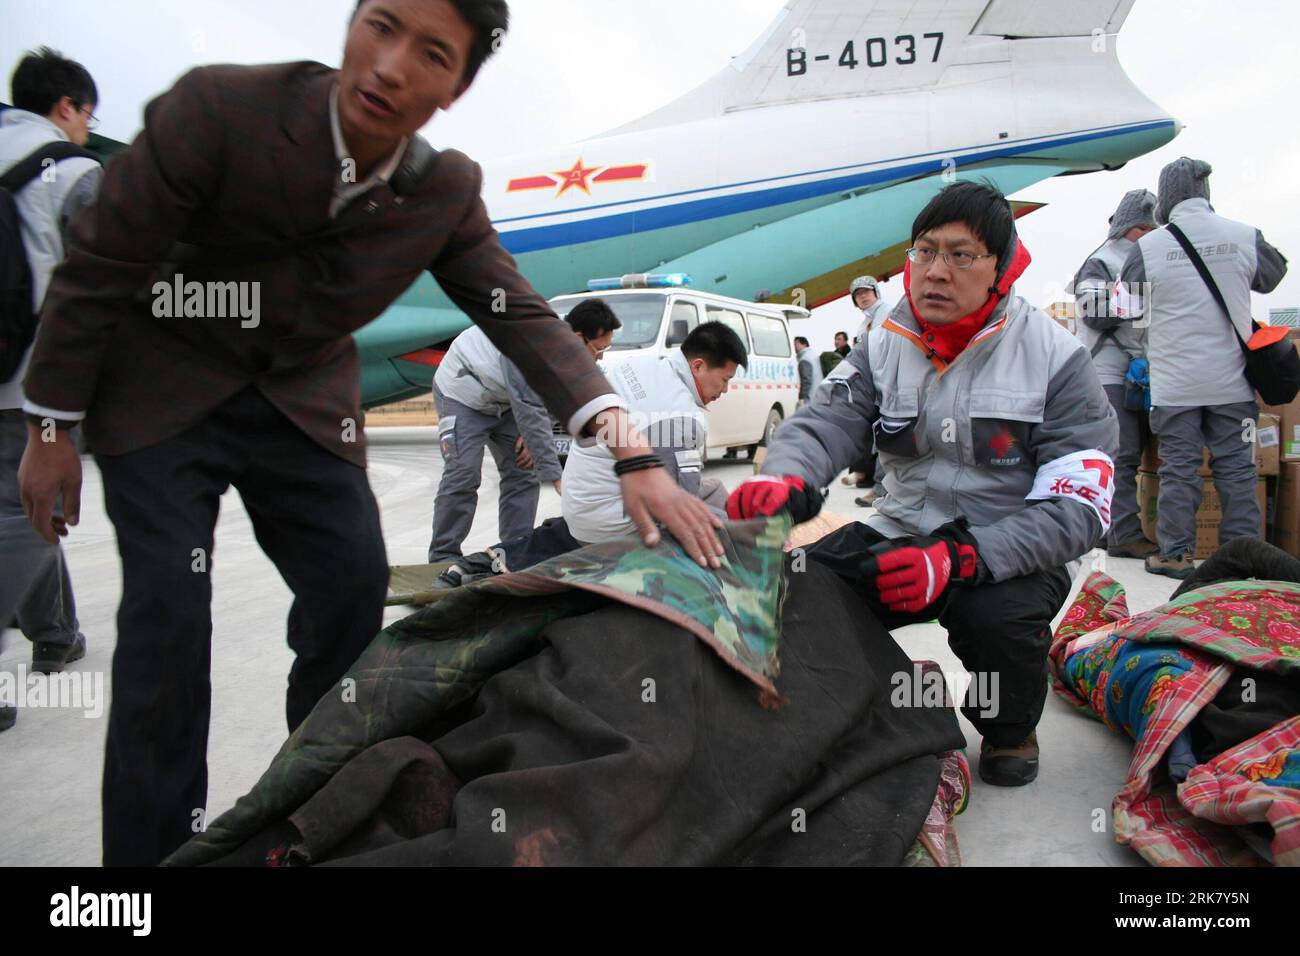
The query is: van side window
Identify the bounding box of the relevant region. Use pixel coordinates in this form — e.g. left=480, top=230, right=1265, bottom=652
left=666, top=300, right=701, bottom=347
left=747, top=314, right=791, bottom=357
left=705, top=306, right=750, bottom=350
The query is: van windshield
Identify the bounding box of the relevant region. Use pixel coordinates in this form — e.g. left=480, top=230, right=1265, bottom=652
left=550, top=294, right=666, bottom=350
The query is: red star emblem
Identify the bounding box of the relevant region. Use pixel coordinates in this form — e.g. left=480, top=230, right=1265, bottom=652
left=553, top=157, right=603, bottom=196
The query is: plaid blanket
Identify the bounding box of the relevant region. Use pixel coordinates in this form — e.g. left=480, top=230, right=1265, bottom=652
left=1052, top=572, right=1300, bottom=866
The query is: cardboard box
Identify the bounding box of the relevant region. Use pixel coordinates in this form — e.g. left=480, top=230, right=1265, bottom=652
left=1258, top=413, right=1281, bottom=476
left=1275, top=463, right=1300, bottom=558
left=752, top=445, right=767, bottom=475
left=1137, top=470, right=1160, bottom=543
left=1257, top=392, right=1286, bottom=419
left=1136, top=470, right=1267, bottom=560
left=1282, top=404, right=1300, bottom=461
left=1139, top=413, right=1278, bottom=477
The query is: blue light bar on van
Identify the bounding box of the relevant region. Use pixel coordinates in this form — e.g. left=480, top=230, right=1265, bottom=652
left=587, top=273, right=693, bottom=291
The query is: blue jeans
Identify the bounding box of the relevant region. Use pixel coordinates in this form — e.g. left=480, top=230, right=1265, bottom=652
left=0, top=409, right=82, bottom=650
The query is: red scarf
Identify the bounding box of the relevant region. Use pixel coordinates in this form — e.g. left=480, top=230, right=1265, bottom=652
left=903, top=240, right=1032, bottom=363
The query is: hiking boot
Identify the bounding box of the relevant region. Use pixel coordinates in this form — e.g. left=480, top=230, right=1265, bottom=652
left=978, top=732, right=1039, bottom=787
left=1144, top=552, right=1196, bottom=580
left=31, top=633, right=86, bottom=675
left=854, top=489, right=879, bottom=507
left=1107, top=537, right=1158, bottom=559
left=0, top=705, right=15, bottom=733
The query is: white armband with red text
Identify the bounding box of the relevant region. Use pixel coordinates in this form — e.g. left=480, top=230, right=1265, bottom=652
left=1025, top=449, right=1115, bottom=533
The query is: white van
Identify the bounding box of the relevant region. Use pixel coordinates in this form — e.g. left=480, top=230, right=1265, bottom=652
left=549, top=285, right=809, bottom=460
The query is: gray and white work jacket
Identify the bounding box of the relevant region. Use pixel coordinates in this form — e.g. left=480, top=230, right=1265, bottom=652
left=563, top=348, right=706, bottom=544
left=434, top=325, right=562, bottom=482
left=1119, top=198, right=1287, bottom=408
left=1070, top=237, right=1146, bottom=387
left=764, top=293, right=1119, bottom=583
left=854, top=298, right=890, bottom=341
left=0, top=109, right=102, bottom=409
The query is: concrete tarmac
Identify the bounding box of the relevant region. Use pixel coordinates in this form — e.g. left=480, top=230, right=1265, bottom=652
left=0, top=426, right=1185, bottom=866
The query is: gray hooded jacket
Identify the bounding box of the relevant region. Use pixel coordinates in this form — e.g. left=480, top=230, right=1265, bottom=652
left=762, top=293, right=1118, bottom=583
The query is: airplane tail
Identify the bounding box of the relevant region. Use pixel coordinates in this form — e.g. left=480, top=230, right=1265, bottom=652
left=612, top=0, right=1142, bottom=133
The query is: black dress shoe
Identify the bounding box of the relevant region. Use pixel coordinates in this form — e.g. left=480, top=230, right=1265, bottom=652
left=31, top=633, right=86, bottom=675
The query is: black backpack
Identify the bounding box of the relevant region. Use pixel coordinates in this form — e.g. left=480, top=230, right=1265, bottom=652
left=0, top=141, right=99, bottom=381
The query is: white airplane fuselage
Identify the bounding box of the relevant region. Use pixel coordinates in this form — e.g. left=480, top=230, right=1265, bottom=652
left=360, top=0, right=1178, bottom=406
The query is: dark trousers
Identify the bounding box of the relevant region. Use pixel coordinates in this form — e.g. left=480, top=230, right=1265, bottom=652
left=1150, top=401, right=1259, bottom=558
left=498, top=516, right=583, bottom=571
left=96, top=388, right=389, bottom=866
left=804, top=522, right=1072, bottom=746
left=456, top=516, right=584, bottom=576
left=1102, top=384, right=1151, bottom=546
left=851, top=453, right=875, bottom=483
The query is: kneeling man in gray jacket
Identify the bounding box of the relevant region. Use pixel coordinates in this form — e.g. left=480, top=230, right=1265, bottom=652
left=727, top=181, right=1118, bottom=787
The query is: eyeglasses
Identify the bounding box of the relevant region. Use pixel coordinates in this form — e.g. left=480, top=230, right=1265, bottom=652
left=906, top=247, right=996, bottom=270
left=78, top=105, right=99, bottom=131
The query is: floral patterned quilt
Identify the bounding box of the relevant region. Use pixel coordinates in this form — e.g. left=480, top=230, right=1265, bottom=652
left=1052, top=573, right=1300, bottom=866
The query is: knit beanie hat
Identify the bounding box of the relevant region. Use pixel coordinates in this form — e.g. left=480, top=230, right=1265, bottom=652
left=1108, top=188, right=1158, bottom=239
left=1155, top=157, right=1212, bottom=225
left=849, top=276, right=879, bottom=298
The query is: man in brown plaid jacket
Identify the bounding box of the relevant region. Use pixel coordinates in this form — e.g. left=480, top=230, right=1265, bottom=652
left=18, top=0, right=723, bottom=866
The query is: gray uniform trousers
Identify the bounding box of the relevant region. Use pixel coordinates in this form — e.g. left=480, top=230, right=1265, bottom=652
left=0, top=410, right=83, bottom=650
left=1150, top=401, right=1259, bottom=559
left=428, top=387, right=542, bottom=563
left=1102, top=384, right=1151, bottom=546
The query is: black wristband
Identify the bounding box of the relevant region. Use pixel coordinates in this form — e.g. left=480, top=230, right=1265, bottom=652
left=24, top=412, right=77, bottom=431
left=613, top=453, right=665, bottom=477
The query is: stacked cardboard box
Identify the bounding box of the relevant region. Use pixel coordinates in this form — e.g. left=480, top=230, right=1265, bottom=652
left=1264, top=351, right=1300, bottom=554
left=1276, top=462, right=1300, bottom=558
left=1136, top=471, right=1268, bottom=560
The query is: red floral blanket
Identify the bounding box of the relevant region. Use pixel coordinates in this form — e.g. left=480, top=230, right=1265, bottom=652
left=1052, top=573, right=1300, bottom=866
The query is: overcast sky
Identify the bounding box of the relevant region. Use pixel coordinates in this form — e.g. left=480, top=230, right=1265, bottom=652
left=2, top=0, right=1297, bottom=351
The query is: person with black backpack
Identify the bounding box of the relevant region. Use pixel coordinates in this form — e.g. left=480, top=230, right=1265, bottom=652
left=1119, top=158, right=1289, bottom=580
left=0, top=48, right=102, bottom=731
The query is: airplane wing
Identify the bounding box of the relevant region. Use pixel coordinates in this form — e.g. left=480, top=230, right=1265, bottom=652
left=355, top=303, right=470, bottom=408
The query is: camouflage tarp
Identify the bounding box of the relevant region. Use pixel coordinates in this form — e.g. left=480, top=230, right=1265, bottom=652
left=168, top=517, right=964, bottom=866
left=385, top=561, right=456, bottom=606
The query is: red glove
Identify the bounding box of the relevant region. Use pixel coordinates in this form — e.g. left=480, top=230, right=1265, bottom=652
left=726, top=475, right=822, bottom=524
left=858, top=520, right=979, bottom=613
